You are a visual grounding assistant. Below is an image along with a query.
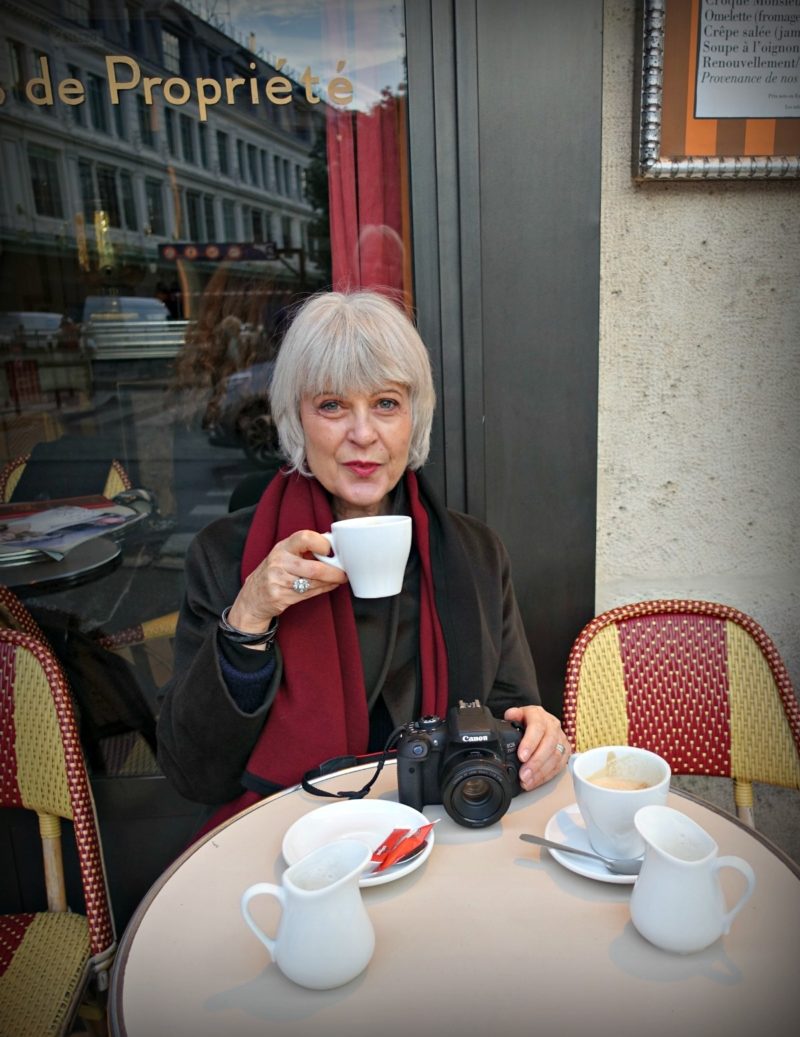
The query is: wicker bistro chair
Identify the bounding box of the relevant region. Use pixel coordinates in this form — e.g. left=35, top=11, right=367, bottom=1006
left=0, top=629, right=116, bottom=1037
left=562, top=600, right=800, bottom=828
left=0, top=454, right=132, bottom=502
left=0, top=583, right=44, bottom=639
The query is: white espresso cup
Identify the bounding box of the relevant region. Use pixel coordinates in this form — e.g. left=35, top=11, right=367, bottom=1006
left=571, top=745, right=671, bottom=860
left=313, top=515, right=412, bottom=598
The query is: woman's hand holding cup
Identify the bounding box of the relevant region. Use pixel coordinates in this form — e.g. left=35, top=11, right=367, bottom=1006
left=228, top=529, right=349, bottom=634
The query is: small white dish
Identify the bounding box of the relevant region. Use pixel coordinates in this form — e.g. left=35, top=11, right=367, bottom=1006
left=282, top=799, right=434, bottom=887
left=542, top=803, right=636, bottom=885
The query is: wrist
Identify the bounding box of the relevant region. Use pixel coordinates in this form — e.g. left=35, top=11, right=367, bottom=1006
left=218, top=606, right=279, bottom=647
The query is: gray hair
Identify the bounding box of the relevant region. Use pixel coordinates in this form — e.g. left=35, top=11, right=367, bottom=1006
left=269, top=291, right=436, bottom=472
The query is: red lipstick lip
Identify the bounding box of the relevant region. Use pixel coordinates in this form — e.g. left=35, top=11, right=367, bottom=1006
left=344, top=462, right=380, bottom=476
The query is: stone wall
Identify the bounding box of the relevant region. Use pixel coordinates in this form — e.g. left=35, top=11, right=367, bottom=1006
left=597, top=0, right=800, bottom=691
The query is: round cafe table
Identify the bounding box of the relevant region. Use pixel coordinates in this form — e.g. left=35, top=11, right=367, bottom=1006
left=109, top=762, right=799, bottom=1037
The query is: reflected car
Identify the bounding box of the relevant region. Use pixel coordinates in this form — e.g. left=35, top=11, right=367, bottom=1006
left=0, top=311, right=64, bottom=349
left=204, top=361, right=280, bottom=468
left=81, top=296, right=188, bottom=358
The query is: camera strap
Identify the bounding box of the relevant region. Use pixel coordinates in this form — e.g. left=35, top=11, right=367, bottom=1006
left=300, top=725, right=406, bottom=800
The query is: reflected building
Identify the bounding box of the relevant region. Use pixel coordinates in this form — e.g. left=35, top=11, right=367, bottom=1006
left=0, top=0, right=327, bottom=326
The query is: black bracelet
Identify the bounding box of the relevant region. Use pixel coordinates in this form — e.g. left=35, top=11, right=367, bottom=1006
left=218, top=607, right=279, bottom=647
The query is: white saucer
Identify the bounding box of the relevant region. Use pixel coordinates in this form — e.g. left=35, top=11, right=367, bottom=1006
left=542, top=803, right=636, bottom=885
left=282, top=799, right=434, bottom=887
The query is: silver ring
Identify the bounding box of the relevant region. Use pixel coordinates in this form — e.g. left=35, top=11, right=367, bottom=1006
left=555, top=742, right=566, bottom=756
left=292, top=577, right=311, bottom=594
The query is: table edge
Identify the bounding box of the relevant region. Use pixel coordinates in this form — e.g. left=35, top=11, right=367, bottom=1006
left=108, top=763, right=800, bottom=1035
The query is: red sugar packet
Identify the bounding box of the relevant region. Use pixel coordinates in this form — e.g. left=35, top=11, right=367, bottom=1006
left=371, top=828, right=410, bottom=865
left=374, top=820, right=438, bottom=872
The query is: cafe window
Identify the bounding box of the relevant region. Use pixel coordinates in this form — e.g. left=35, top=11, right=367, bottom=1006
left=113, top=95, right=126, bottom=138
left=28, top=144, right=63, bottom=218
left=145, top=178, right=165, bottom=236
left=88, top=73, right=109, bottom=133
left=0, top=0, right=411, bottom=792
left=162, top=30, right=181, bottom=74
left=216, top=130, right=229, bottom=175
left=126, top=3, right=142, bottom=53
left=198, top=123, right=209, bottom=168
left=96, top=165, right=121, bottom=227
left=34, top=53, right=54, bottom=115
left=186, top=190, right=202, bottom=240
left=63, top=0, right=90, bottom=25
left=247, top=144, right=259, bottom=185
left=7, top=39, right=26, bottom=98
left=68, top=64, right=86, bottom=126
left=120, top=171, right=138, bottom=230
left=203, top=195, right=216, bottom=239
left=222, top=198, right=236, bottom=239
left=137, top=94, right=155, bottom=147
left=164, top=109, right=176, bottom=155
left=180, top=114, right=195, bottom=164
left=78, top=157, right=95, bottom=218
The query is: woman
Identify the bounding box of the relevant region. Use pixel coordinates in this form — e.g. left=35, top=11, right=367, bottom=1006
left=157, top=291, right=571, bottom=825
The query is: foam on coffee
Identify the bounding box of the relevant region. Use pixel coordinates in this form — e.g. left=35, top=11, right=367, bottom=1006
left=587, top=750, right=654, bottom=791
left=588, top=773, right=651, bottom=790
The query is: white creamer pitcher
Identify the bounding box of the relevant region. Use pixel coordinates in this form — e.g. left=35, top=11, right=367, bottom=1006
left=630, top=805, right=756, bottom=954
left=241, top=839, right=375, bottom=989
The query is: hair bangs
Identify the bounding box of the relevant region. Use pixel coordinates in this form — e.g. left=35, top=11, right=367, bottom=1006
left=301, top=320, right=413, bottom=400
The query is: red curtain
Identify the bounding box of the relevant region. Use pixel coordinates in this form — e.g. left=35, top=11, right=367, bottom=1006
left=327, top=94, right=411, bottom=308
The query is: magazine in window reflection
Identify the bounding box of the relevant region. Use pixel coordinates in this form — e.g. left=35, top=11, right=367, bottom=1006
left=0, top=500, right=138, bottom=559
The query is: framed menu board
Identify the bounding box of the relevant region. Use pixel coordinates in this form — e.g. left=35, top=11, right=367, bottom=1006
left=634, top=0, right=800, bottom=179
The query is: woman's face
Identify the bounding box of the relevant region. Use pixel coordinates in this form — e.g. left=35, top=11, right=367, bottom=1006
left=300, top=383, right=413, bottom=519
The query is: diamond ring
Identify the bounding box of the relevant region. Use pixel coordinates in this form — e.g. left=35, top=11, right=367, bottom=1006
left=555, top=742, right=566, bottom=755
left=292, top=577, right=311, bottom=594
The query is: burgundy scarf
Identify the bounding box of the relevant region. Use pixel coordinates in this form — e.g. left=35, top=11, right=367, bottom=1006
left=204, top=469, right=449, bottom=833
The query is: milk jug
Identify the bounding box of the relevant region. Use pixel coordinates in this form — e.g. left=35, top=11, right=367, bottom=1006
left=630, top=805, right=755, bottom=954
left=241, top=838, right=375, bottom=988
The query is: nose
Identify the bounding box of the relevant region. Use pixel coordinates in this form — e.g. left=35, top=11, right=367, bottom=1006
left=346, top=406, right=378, bottom=445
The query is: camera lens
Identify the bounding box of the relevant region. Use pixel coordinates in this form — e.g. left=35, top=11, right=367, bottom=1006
left=460, top=777, right=494, bottom=806
left=440, top=759, right=513, bottom=828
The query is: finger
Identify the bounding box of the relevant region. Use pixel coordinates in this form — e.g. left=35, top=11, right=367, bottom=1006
left=282, top=528, right=333, bottom=558
left=520, top=741, right=566, bottom=790
left=286, top=557, right=349, bottom=588
left=515, top=715, right=571, bottom=789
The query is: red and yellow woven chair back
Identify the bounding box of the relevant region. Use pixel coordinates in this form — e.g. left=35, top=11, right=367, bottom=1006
left=0, top=454, right=28, bottom=502
left=562, top=600, right=800, bottom=826
left=0, top=629, right=115, bottom=958
left=0, top=455, right=132, bottom=502
left=0, top=584, right=44, bottom=639
left=103, top=459, right=132, bottom=498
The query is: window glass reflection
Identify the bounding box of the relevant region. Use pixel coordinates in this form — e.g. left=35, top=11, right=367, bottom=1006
left=0, top=0, right=409, bottom=779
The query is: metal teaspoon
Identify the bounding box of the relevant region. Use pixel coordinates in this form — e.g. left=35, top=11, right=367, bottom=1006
left=519, top=833, right=643, bottom=875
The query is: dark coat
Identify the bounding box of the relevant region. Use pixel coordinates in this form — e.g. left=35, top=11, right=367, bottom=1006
left=157, top=502, right=540, bottom=804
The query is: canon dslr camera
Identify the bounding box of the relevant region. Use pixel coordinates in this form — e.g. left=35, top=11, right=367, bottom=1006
left=396, top=700, right=523, bottom=828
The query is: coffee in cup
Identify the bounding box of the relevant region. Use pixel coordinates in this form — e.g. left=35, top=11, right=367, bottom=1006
left=571, top=745, right=671, bottom=860
left=587, top=752, right=654, bottom=791
left=313, top=514, right=412, bottom=598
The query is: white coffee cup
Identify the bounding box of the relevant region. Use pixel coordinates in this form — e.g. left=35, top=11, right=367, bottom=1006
left=313, top=515, right=412, bottom=598
left=570, top=745, right=671, bottom=860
